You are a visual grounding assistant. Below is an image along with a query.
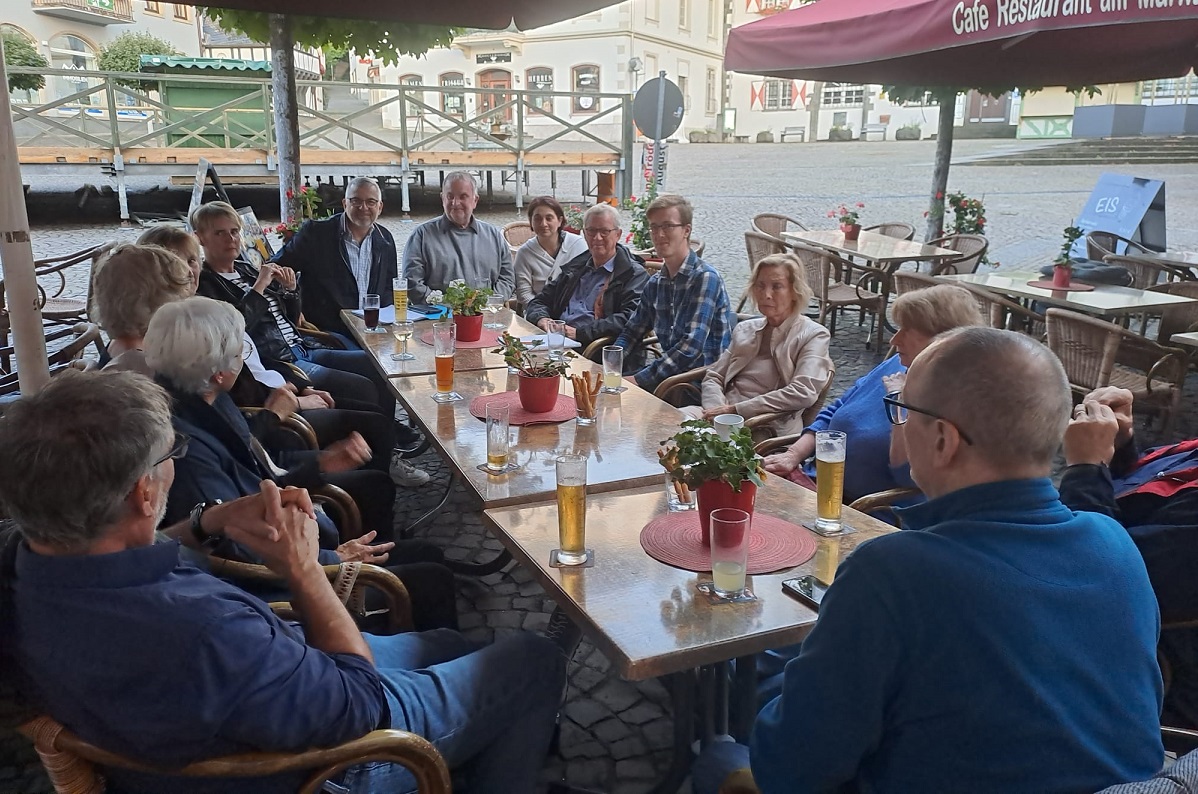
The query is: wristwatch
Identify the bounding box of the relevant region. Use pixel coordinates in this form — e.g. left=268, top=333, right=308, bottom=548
left=189, top=500, right=224, bottom=549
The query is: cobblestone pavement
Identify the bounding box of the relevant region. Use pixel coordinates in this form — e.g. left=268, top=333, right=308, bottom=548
left=7, top=139, right=1198, bottom=794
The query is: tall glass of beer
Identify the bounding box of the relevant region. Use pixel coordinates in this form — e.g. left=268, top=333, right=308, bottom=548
left=815, top=430, right=847, bottom=533
left=431, top=321, right=461, bottom=402
left=485, top=403, right=510, bottom=473
left=392, top=277, right=408, bottom=319
left=601, top=345, right=625, bottom=393
left=555, top=454, right=588, bottom=565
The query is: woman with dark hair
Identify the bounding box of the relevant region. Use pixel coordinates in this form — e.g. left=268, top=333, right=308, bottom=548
left=513, top=195, right=587, bottom=308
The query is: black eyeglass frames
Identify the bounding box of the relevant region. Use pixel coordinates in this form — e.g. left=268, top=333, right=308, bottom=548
left=152, top=433, right=191, bottom=468
left=882, top=392, right=974, bottom=445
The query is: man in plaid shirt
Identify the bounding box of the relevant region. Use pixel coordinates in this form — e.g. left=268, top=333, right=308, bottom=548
left=614, top=194, right=734, bottom=391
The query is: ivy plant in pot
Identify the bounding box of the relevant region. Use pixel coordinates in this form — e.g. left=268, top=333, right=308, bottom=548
left=442, top=279, right=492, bottom=342
left=493, top=332, right=575, bottom=413
left=659, top=419, right=766, bottom=545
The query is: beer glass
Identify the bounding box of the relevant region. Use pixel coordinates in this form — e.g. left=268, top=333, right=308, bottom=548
left=392, top=277, right=408, bottom=320
left=546, top=319, right=566, bottom=360
left=709, top=508, right=751, bottom=597
left=483, top=294, right=506, bottom=329
left=362, top=294, right=381, bottom=332
left=815, top=430, right=847, bottom=533
left=485, top=404, right=510, bottom=473
left=555, top=454, right=588, bottom=565
left=431, top=321, right=461, bottom=402
left=601, top=345, right=625, bottom=393
left=390, top=320, right=415, bottom=361
left=713, top=414, right=745, bottom=440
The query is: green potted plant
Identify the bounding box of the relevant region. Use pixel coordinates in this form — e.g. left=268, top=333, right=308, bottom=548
left=1052, top=225, right=1085, bottom=288
left=896, top=121, right=922, bottom=141
left=947, top=191, right=995, bottom=267
left=622, top=179, right=658, bottom=257
left=659, top=419, right=766, bottom=544
left=273, top=185, right=326, bottom=242
left=493, top=332, right=575, bottom=412
left=828, top=124, right=854, bottom=142
left=442, top=279, right=492, bottom=342
left=828, top=202, right=865, bottom=241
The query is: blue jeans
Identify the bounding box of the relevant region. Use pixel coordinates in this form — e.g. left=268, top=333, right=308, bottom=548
left=292, top=342, right=395, bottom=418
left=341, top=630, right=564, bottom=794
left=691, top=741, right=752, bottom=794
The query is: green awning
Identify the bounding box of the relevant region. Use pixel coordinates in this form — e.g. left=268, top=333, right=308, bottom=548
left=138, top=56, right=272, bottom=73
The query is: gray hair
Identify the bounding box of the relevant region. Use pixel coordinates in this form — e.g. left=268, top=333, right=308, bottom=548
left=911, top=327, right=1071, bottom=468
left=144, top=297, right=245, bottom=396
left=91, top=243, right=193, bottom=338
left=442, top=171, right=478, bottom=196
left=0, top=370, right=173, bottom=552
left=583, top=203, right=621, bottom=230
left=346, top=176, right=381, bottom=197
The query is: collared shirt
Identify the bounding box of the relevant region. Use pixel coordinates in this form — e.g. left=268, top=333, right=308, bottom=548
left=613, top=250, right=733, bottom=390
left=562, top=256, right=615, bottom=324
left=12, top=540, right=386, bottom=794
left=401, top=215, right=514, bottom=304
left=341, top=214, right=374, bottom=307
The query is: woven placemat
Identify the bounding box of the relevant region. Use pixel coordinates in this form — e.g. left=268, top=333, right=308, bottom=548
left=468, top=391, right=577, bottom=425
left=1026, top=279, right=1095, bottom=292
left=417, top=327, right=504, bottom=349
left=640, top=511, right=816, bottom=575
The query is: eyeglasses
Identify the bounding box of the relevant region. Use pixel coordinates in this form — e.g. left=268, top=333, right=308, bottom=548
left=210, top=228, right=240, bottom=240
left=882, top=392, right=973, bottom=445
left=583, top=228, right=618, bottom=238
left=347, top=198, right=380, bottom=209
left=648, top=222, right=687, bottom=233
left=152, top=433, right=191, bottom=468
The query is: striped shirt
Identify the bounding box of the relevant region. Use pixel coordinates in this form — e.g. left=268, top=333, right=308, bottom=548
left=341, top=215, right=374, bottom=306
left=219, top=271, right=301, bottom=347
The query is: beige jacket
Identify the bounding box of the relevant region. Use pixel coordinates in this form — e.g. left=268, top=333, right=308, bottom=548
left=701, top=314, right=833, bottom=436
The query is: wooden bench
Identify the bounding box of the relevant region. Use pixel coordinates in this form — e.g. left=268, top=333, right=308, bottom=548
left=780, top=126, right=806, bottom=143
left=861, top=123, right=888, bottom=141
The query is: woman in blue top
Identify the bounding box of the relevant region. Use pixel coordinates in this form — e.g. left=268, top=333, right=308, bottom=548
left=762, top=283, right=983, bottom=505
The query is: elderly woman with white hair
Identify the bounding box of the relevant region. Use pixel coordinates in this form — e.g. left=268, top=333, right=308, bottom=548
left=681, top=253, right=833, bottom=439
left=145, top=296, right=459, bottom=630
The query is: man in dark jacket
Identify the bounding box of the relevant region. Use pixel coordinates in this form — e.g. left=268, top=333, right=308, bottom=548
left=524, top=203, right=649, bottom=366
left=271, top=177, right=399, bottom=337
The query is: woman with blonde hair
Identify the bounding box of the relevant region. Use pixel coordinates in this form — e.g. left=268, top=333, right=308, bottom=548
left=681, top=252, right=832, bottom=439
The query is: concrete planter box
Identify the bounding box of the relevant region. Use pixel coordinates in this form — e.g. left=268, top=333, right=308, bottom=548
left=896, top=126, right=921, bottom=141
left=1072, top=105, right=1146, bottom=138
left=828, top=128, right=854, bottom=141
left=1143, top=104, right=1198, bottom=136
left=756, top=131, right=775, bottom=143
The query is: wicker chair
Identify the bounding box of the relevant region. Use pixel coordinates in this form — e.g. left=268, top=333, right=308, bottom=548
left=788, top=241, right=887, bottom=347
left=927, top=233, right=989, bottom=276
left=893, top=273, right=1046, bottom=338
left=502, top=221, right=534, bottom=257
left=689, top=238, right=707, bottom=259
left=654, top=369, right=834, bottom=434
left=1045, top=308, right=1187, bottom=435
left=1102, top=253, right=1179, bottom=290
left=751, top=212, right=807, bottom=241
left=864, top=222, right=915, bottom=241
left=1148, top=281, right=1198, bottom=350
left=0, top=246, right=103, bottom=366
left=0, top=322, right=102, bottom=394
left=1086, top=230, right=1154, bottom=261
left=741, top=231, right=787, bottom=312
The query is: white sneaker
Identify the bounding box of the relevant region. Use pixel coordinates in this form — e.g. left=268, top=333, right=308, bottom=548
left=390, top=459, right=430, bottom=487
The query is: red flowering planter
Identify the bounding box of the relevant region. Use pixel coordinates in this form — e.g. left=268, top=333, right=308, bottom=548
left=840, top=223, right=862, bottom=241
left=453, top=313, right=483, bottom=342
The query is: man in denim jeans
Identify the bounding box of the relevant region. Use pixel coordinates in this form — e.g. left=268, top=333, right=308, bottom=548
left=1, top=370, right=563, bottom=794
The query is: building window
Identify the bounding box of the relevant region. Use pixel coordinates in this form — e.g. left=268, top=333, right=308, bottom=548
left=144, top=1, right=161, bottom=13
left=440, top=72, right=465, bottom=116
left=705, top=68, right=717, bottom=115
left=172, top=4, right=190, bottom=20
left=47, top=34, right=99, bottom=103
left=765, top=78, right=786, bottom=111
left=822, top=82, right=864, bottom=106
left=707, top=0, right=719, bottom=37
left=526, top=67, right=554, bottom=114
left=678, top=74, right=690, bottom=111
left=679, top=0, right=690, bottom=29
left=571, top=65, right=599, bottom=114
left=400, top=74, right=423, bottom=119
left=645, top=0, right=660, bottom=22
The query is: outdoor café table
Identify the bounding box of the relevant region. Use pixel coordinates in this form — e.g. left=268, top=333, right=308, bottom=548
left=781, top=228, right=959, bottom=268
left=1170, top=331, right=1198, bottom=349
left=341, top=308, right=540, bottom=378
left=388, top=355, right=678, bottom=509
left=941, top=272, right=1198, bottom=319
left=483, top=478, right=896, bottom=794
left=1111, top=249, right=1198, bottom=280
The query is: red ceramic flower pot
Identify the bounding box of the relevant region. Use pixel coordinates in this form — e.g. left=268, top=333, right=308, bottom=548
left=517, top=373, right=560, bottom=413
left=840, top=223, right=862, bottom=241
left=1052, top=265, right=1072, bottom=289
left=696, top=480, right=757, bottom=547
left=453, top=313, right=483, bottom=342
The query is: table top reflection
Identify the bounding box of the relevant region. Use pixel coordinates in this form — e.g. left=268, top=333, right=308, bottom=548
left=483, top=480, right=896, bottom=680
left=341, top=309, right=540, bottom=377
left=942, top=272, right=1198, bottom=316
left=1170, top=332, right=1198, bottom=349
left=783, top=229, right=958, bottom=264
left=389, top=357, right=683, bottom=507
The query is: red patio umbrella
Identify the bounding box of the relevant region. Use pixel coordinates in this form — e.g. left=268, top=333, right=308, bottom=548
left=725, top=0, right=1198, bottom=86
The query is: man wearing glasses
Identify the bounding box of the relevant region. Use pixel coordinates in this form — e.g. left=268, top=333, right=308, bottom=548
left=699, top=328, right=1164, bottom=794
left=524, top=203, right=649, bottom=362
left=402, top=171, right=514, bottom=304
left=613, top=194, right=733, bottom=391
left=272, top=176, right=399, bottom=338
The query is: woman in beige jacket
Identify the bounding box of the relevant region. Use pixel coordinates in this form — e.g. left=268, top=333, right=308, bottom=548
left=682, top=253, right=833, bottom=438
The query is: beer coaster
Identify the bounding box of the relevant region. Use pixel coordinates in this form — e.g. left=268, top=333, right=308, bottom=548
left=640, top=512, right=816, bottom=575
left=431, top=391, right=464, bottom=403
left=549, top=549, right=595, bottom=568
left=475, top=462, right=522, bottom=475
left=802, top=521, right=857, bottom=538
left=417, top=327, right=504, bottom=349
left=696, top=581, right=758, bottom=604
left=468, top=392, right=577, bottom=425
left=600, top=386, right=627, bottom=394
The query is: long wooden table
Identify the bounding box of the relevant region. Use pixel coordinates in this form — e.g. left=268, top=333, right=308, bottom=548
left=390, top=356, right=679, bottom=508
left=1171, top=331, right=1198, bottom=349
left=341, top=308, right=540, bottom=377
left=782, top=228, right=958, bottom=265
left=942, top=272, right=1198, bottom=318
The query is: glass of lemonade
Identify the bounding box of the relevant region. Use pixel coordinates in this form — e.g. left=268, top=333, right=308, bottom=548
left=390, top=320, right=415, bottom=361
left=392, top=277, right=408, bottom=319
left=485, top=403, right=510, bottom=472
left=815, top=430, right=847, bottom=533
left=431, top=321, right=461, bottom=402
left=601, top=345, right=624, bottom=393
left=709, top=508, right=751, bottom=597
left=483, top=294, right=506, bottom=330
left=555, top=454, right=588, bottom=565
